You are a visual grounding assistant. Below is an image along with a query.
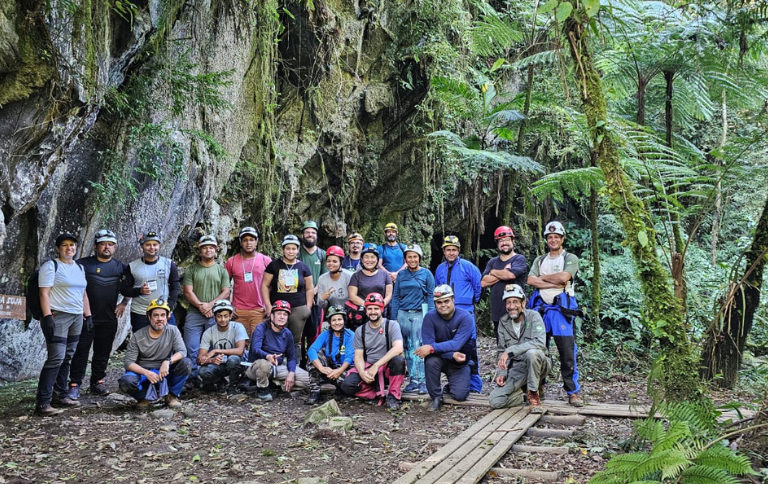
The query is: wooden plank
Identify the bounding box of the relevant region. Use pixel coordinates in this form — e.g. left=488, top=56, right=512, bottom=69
left=455, top=412, right=543, bottom=484
left=539, top=414, right=586, bottom=426
left=391, top=408, right=514, bottom=484
left=526, top=428, right=574, bottom=438
left=398, top=463, right=559, bottom=482
left=0, top=294, right=26, bottom=320
left=511, top=444, right=569, bottom=454
left=424, top=409, right=535, bottom=484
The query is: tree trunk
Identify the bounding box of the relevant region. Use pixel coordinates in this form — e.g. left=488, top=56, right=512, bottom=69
left=700, top=194, right=768, bottom=388
left=587, top=184, right=601, bottom=340
left=712, top=91, right=727, bottom=264
left=564, top=16, right=698, bottom=402
left=637, top=77, right=647, bottom=126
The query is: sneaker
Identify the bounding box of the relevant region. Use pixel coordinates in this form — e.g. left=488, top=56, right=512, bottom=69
left=527, top=390, right=544, bottom=414
left=257, top=387, right=273, bottom=402
left=34, top=404, right=64, bottom=417
left=417, top=383, right=428, bottom=395
left=428, top=396, right=443, bottom=412
left=568, top=393, right=584, bottom=407
left=201, top=382, right=217, bottom=393
left=403, top=381, right=419, bottom=393
left=166, top=394, right=182, bottom=408
left=90, top=381, right=110, bottom=396
left=52, top=393, right=81, bottom=407
left=66, top=383, right=80, bottom=400
left=304, top=390, right=320, bottom=405
left=385, top=393, right=401, bottom=411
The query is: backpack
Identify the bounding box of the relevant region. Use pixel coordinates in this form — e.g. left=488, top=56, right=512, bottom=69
left=26, top=259, right=85, bottom=321
left=344, top=300, right=367, bottom=331
left=361, top=318, right=392, bottom=362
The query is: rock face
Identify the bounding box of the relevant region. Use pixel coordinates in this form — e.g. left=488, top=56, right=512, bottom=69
left=0, top=0, right=435, bottom=382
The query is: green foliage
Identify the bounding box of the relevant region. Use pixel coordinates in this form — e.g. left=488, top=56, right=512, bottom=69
left=169, top=52, right=234, bottom=115
left=590, top=401, right=756, bottom=484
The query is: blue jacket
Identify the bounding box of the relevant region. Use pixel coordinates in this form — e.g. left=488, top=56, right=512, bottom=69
left=421, top=307, right=474, bottom=361
left=307, top=328, right=355, bottom=367
left=248, top=322, right=296, bottom=372
left=391, top=267, right=435, bottom=315
left=435, top=258, right=482, bottom=310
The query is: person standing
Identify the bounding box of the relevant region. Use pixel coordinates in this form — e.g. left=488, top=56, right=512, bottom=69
left=527, top=221, right=583, bottom=406
left=390, top=244, right=434, bottom=394
left=434, top=235, right=483, bottom=393
left=348, top=243, right=393, bottom=308
left=35, top=233, right=92, bottom=416
left=299, top=221, right=327, bottom=354
left=261, top=235, right=314, bottom=359
left=341, top=232, right=364, bottom=271
left=67, top=229, right=133, bottom=399
left=182, top=235, right=231, bottom=380
left=377, top=223, right=407, bottom=282
left=481, top=226, right=528, bottom=341
left=225, top=226, right=272, bottom=340
left=126, top=231, right=181, bottom=332
left=316, top=246, right=352, bottom=310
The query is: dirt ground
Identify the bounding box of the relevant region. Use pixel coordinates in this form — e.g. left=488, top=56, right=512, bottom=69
left=0, top=336, right=760, bottom=484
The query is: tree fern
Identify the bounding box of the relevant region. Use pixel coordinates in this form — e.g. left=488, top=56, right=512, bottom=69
left=531, top=167, right=605, bottom=202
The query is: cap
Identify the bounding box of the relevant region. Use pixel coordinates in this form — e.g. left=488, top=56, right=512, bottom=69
left=55, top=233, right=79, bottom=246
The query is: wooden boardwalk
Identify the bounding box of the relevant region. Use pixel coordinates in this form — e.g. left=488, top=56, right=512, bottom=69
left=392, top=406, right=542, bottom=484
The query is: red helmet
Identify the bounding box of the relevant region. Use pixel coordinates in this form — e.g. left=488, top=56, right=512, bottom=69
left=364, top=292, right=385, bottom=309
left=494, top=226, right=515, bottom=240
left=326, top=245, right=345, bottom=261
left=272, top=300, right=292, bottom=314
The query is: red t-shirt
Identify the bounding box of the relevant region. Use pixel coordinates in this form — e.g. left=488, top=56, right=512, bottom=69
left=225, top=253, right=272, bottom=309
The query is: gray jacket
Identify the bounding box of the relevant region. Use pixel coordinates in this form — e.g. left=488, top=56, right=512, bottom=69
left=497, top=309, right=547, bottom=359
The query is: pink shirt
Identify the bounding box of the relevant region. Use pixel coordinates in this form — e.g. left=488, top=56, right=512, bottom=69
left=225, top=253, right=272, bottom=309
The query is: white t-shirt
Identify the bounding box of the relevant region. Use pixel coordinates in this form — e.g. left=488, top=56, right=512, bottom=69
left=39, top=259, right=87, bottom=314
left=539, top=253, right=565, bottom=305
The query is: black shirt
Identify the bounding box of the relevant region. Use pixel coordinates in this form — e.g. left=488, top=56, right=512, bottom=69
left=77, top=256, right=133, bottom=323
left=482, top=254, right=528, bottom=322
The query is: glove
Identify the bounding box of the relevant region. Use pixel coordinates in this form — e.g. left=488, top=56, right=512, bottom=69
left=83, top=315, right=94, bottom=332
left=41, top=315, right=55, bottom=341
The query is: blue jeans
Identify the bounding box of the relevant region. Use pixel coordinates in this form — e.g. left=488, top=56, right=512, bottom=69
left=456, top=304, right=483, bottom=393
left=183, top=312, right=215, bottom=378
left=118, top=358, right=192, bottom=400
left=199, top=355, right=244, bottom=385
left=424, top=354, right=470, bottom=401
left=36, top=312, right=82, bottom=406
left=397, top=309, right=425, bottom=384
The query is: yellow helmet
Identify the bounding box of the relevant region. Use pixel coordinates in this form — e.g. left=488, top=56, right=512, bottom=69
left=384, top=223, right=398, bottom=232
left=146, top=298, right=171, bottom=316
left=441, top=235, right=461, bottom=249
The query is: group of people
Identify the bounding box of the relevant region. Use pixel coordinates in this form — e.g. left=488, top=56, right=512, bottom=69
left=33, top=220, right=582, bottom=416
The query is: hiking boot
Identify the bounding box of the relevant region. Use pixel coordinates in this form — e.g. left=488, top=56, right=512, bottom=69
left=90, top=380, right=110, bottom=396
left=568, top=393, right=584, bottom=407
left=52, top=393, right=81, bottom=407
left=417, top=383, right=428, bottom=395
left=216, top=381, right=227, bottom=395
left=527, top=390, right=544, bottom=414
left=166, top=394, right=182, bottom=408
left=135, top=399, right=150, bottom=408
left=428, top=396, right=443, bottom=412
left=257, top=387, right=273, bottom=402
left=305, top=390, right=320, bottom=405
left=538, top=382, right=546, bottom=402
left=66, top=383, right=80, bottom=400
left=403, top=381, right=419, bottom=393
left=34, top=404, right=64, bottom=417
left=202, top=382, right=217, bottom=393
left=386, top=393, right=401, bottom=411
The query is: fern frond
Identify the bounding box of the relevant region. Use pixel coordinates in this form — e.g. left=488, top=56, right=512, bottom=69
left=693, top=444, right=755, bottom=475
left=679, top=464, right=740, bottom=484
left=471, top=14, right=523, bottom=57
left=631, top=449, right=690, bottom=480
left=531, top=167, right=605, bottom=202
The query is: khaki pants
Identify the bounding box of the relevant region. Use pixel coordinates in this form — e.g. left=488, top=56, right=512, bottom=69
left=245, top=359, right=310, bottom=389
left=489, top=349, right=550, bottom=409
left=234, top=308, right=266, bottom=339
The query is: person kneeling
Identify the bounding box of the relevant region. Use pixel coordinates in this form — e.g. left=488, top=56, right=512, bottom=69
left=305, top=305, right=355, bottom=405
left=244, top=300, right=309, bottom=401
left=414, top=285, right=475, bottom=412
left=198, top=301, right=248, bottom=393
left=119, top=299, right=191, bottom=408
left=340, top=293, right=405, bottom=411
left=489, top=285, right=550, bottom=412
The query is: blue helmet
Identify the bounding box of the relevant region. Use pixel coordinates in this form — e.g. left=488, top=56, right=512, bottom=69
left=361, top=243, right=379, bottom=259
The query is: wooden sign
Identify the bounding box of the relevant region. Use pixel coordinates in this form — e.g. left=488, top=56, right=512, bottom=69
left=0, top=295, right=26, bottom=320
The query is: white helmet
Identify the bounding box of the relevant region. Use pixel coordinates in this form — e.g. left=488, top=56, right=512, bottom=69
left=434, top=284, right=454, bottom=301
left=404, top=243, right=423, bottom=259
left=544, top=221, right=565, bottom=237
left=212, top=300, right=235, bottom=314
left=502, top=284, right=526, bottom=301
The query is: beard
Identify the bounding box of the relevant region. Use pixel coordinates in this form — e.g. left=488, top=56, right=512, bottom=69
left=303, top=239, right=317, bottom=248
left=508, top=310, right=521, bottom=320
left=499, top=246, right=513, bottom=255
left=386, top=234, right=397, bottom=242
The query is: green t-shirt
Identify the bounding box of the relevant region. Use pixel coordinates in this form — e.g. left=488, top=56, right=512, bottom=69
left=183, top=262, right=231, bottom=313
left=299, top=247, right=327, bottom=285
